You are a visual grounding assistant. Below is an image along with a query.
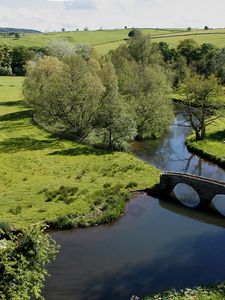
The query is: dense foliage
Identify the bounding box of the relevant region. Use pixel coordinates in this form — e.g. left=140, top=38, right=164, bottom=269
left=0, top=225, right=59, bottom=300
left=23, top=32, right=174, bottom=149
left=183, top=74, right=224, bottom=141
left=21, top=30, right=225, bottom=146
left=110, top=33, right=173, bottom=139
left=0, top=45, right=46, bottom=75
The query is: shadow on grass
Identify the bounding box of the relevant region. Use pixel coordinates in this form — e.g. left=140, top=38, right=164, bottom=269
left=207, top=130, right=225, bottom=141
left=49, top=146, right=110, bottom=157
left=0, top=110, right=31, bottom=122
left=0, top=137, right=60, bottom=153
left=0, top=100, right=27, bottom=107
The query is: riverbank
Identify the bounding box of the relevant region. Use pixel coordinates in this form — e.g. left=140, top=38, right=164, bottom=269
left=186, top=118, right=225, bottom=169
left=0, top=76, right=160, bottom=229
left=143, top=282, right=225, bottom=300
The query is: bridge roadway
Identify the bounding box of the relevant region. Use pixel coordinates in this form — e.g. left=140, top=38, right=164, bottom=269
left=158, top=172, right=225, bottom=206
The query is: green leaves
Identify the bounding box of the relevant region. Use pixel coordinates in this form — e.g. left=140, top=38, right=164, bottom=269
left=23, top=55, right=105, bottom=141
left=0, top=226, right=59, bottom=300
left=184, top=74, right=224, bottom=140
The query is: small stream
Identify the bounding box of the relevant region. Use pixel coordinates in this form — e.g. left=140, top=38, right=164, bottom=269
left=43, top=111, right=225, bottom=300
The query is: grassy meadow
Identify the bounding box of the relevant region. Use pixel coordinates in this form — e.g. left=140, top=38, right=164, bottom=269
left=2, top=28, right=225, bottom=54
left=0, top=76, right=160, bottom=229
left=0, top=28, right=182, bottom=54
left=151, top=28, right=225, bottom=48
left=186, top=118, right=225, bottom=168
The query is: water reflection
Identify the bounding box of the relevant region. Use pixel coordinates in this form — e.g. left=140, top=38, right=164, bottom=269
left=43, top=195, right=225, bottom=300
left=159, top=196, right=225, bottom=228
left=43, top=109, right=225, bottom=300
left=132, top=111, right=225, bottom=181
left=171, top=183, right=200, bottom=208
left=211, top=195, right=225, bottom=216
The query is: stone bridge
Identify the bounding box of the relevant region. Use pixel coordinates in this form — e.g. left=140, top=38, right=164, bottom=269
left=158, top=172, right=225, bottom=206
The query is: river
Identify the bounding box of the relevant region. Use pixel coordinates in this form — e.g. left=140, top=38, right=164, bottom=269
left=42, top=110, right=225, bottom=300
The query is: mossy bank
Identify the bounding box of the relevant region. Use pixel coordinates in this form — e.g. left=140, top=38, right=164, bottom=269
left=186, top=118, right=225, bottom=169
left=0, top=76, right=160, bottom=229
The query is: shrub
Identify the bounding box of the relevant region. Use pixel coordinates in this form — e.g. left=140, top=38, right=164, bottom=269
left=0, top=226, right=59, bottom=299
left=125, top=181, right=138, bottom=189
left=8, top=206, right=22, bottom=215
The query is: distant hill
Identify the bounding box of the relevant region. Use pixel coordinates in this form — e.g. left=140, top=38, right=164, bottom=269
left=1, top=28, right=225, bottom=54
left=0, top=27, right=41, bottom=34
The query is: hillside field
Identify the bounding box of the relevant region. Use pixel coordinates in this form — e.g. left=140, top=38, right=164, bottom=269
left=0, top=76, right=160, bottom=229
left=2, top=28, right=225, bottom=54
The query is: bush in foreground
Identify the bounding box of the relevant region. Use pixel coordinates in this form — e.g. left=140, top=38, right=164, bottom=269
left=142, top=283, right=225, bottom=300
left=0, top=226, right=59, bottom=300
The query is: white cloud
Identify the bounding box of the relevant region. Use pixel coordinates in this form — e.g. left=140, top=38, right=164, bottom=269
left=47, top=0, right=74, bottom=2
left=0, top=0, right=225, bottom=31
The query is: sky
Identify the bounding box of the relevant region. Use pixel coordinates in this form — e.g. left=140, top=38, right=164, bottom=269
left=0, top=0, right=225, bottom=32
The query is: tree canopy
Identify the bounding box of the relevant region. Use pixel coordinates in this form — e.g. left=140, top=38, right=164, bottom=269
left=183, top=74, right=224, bottom=141
left=24, top=55, right=105, bottom=141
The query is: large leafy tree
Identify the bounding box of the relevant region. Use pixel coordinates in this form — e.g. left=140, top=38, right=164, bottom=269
left=184, top=74, right=224, bottom=141
left=177, top=39, right=201, bottom=66
left=126, top=64, right=173, bottom=139
left=11, top=46, right=32, bottom=75
left=97, top=60, right=136, bottom=149
left=0, top=44, right=12, bottom=72
left=111, top=38, right=173, bottom=140
left=23, top=55, right=105, bottom=141
left=214, top=47, right=225, bottom=84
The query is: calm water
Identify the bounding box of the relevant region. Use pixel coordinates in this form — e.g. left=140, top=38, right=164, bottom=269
left=43, top=111, right=225, bottom=300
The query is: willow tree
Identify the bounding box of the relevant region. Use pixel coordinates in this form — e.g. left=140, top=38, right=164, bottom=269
left=110, top=33, right=173, bottom=140
left=184, top=74, right=224, bottom=141
left=97, top=60, right=136, bottom=149
left=111, top=52, right=173, bottom=139
left=23, top=55, right=105, bottom=141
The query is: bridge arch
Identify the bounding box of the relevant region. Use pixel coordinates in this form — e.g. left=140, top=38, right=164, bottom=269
left=211, top=194, right=225, bottom=216
left=158, top=172, right=225, bottom=207
left=171, top=183, right=200, bottom=208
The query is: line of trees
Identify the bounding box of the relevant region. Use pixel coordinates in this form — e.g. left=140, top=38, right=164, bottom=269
left=0, top=44, right=47, bottom=76
left=1, top=32, right=225, bottom=82
left=1, top=30, right=225, bottom=142
left=156, top=38, right=225, bottom=141
left=23, top=32, right=174, bottom=150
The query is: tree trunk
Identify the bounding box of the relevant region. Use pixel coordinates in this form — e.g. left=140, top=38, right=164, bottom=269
left=200, top=125, right=206, bottom=140
left=108, top=128, right=113, bottom=150
left=195, top=130, right=201, bottom=141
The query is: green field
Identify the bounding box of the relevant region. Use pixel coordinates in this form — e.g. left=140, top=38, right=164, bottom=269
left=0, top=76, right=160, bottom=229
left=0, top=28, right=182, bottom=54
left=186, top=118, right=225, bottom=168
left=2, top=28, right=225, bottom=54
left=151, top=29, right=225, bottom=48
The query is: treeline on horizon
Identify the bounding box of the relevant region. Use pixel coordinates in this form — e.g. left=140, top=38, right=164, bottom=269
left=1, top=29, right=225, bottom=149
left=1, top=28, right=225, bottom=80
left=0, top=27, right=41, bottom=34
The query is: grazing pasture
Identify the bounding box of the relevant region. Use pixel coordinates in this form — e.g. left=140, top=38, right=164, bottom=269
left=1, top=28, right=225, bottom=54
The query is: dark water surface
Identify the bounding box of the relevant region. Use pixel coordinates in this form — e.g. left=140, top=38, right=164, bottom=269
left=43, top=112, right=225, bottom=300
